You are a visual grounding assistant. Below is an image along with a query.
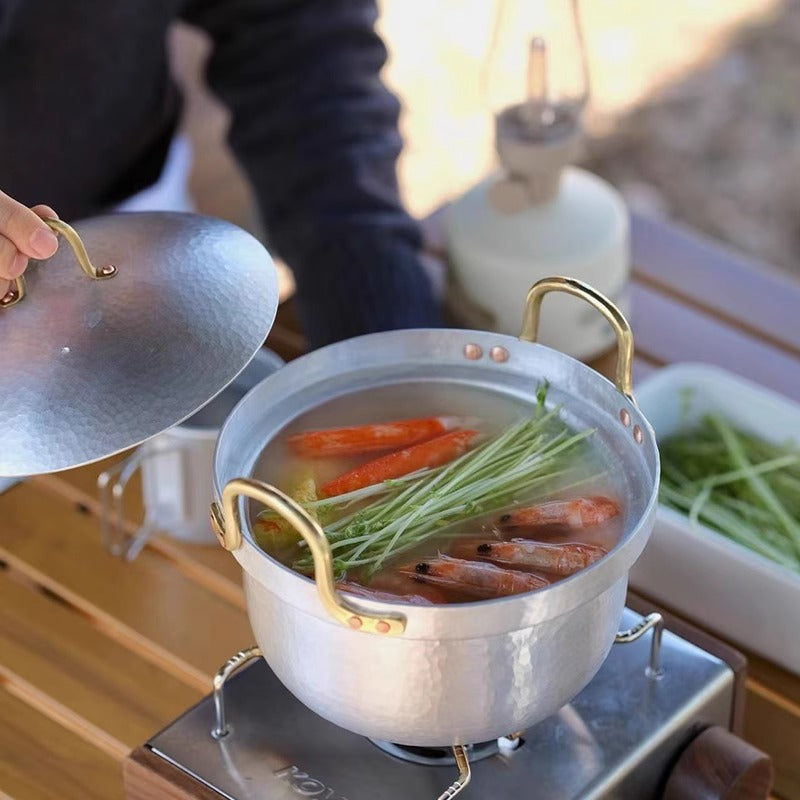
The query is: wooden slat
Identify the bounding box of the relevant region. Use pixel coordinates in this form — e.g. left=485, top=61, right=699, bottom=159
left=746, top=656, right=800, bottom=798
left=746, top=690, right=800, bottom=800
left=31, top=460, right=245, bottom=608
left=748, top=653, right=800, bottom=711
left=631, top=214, right=800, bottom=355
left=0, top=484, right=254, bottom=690
left=630, top=284, right=800, bottom=402
left=138, top=536, right=244, bottom=608
left=0, top=571, right=200, bottom=754
left=0, top=687, right=124, bottom=800
left=124, top=748, right=224, bottom=800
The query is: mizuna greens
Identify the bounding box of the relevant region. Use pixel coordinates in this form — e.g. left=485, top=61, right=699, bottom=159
left=288, top=387, right=600, bottom=575
left=659, top=413, right=800, bottom=573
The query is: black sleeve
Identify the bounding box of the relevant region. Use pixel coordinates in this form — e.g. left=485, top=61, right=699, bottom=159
left=181, top=0, right=442, bottom=347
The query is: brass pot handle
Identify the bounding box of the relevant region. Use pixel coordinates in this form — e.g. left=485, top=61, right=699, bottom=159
left=0, top=218, right=117, bottom=309
left=519, top=276, right=635, bottom=402
left=210, top=478, right=406, bottom=636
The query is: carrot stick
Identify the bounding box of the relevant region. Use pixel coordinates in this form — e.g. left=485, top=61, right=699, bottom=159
left=320, top=429, right=479, bottom=498
left=287, top=416, right=462, bottom=458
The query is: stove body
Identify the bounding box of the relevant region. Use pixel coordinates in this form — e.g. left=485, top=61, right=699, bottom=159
left=133, top=610, right=736, bottom=799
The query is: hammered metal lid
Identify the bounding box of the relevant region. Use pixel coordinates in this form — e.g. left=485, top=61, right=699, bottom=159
left=0, top=212, right=279, bottom=477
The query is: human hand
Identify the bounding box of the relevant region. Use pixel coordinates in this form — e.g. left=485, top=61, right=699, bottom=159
left=0, top=191, right=60, bottom=300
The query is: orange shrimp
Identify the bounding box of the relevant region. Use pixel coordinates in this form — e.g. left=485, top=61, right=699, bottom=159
left=497, top=496, right=619, bottom=531
left=397, top=555, right=548, bottom=599
left=287, top=416, right=465, bottom=457
left=451, top=539, right=607, bottom=576
left=320, top=429, right=479, bottom=498
left=336, top=581, right=435, bottom=606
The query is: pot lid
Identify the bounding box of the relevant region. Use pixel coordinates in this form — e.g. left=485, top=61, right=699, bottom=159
left=0, top=212, right=279, bottom=478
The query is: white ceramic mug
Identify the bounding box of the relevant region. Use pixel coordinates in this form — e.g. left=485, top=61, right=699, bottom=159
left=99, top=347, right=284, bottom=559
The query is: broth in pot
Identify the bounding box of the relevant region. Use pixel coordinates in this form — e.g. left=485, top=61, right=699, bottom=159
left=253, top=380, right=625, bottom=605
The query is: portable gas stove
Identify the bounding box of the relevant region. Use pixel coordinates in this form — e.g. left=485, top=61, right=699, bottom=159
left=124, top=607, right=771, bottom=800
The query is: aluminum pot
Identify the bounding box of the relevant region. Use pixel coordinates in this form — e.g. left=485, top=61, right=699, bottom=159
left=211, top=277, right=659, bottom=747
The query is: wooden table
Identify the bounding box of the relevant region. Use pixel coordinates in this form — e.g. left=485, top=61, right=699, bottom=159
left=1, top=213, right=799, bottom=799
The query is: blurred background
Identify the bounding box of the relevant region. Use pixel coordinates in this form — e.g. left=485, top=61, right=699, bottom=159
left=170, top=0, right=800, bottom=277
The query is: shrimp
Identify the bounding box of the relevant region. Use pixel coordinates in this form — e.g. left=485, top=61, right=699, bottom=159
left=497, top=496, right=619, bottom=531
left=336, top=582, right=435, bottom=606
left=287, top=416, right=468, bottom=457
left=366, top=571, right=451, bottom=604
left=321, top=429, right=479, bottom=498
left=451, top=539, right=607, bottom=577
left=397, top=555, right=548, bottom=599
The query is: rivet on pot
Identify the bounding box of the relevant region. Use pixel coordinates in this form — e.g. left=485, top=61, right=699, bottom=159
left=619, top=409, right=631, bottom=427
left=490, top=346, right=509, bottom=363
left=463, top=343, right=483, bottom=360
left=633, top=425, right=644, bottom=444
left=348, top=616, right=363, bottom=630
left=0, top=287, right=20, bottom=308
left=376, top=620, right=391, bottom=634
left=99, top=264, right=117, bottom=277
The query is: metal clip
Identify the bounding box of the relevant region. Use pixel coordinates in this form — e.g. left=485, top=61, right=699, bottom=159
left=436, top=745, right=472, bottom=800
left=614, top=612, right=664, bottom=679
left=212, top=646, right=263, bottom=740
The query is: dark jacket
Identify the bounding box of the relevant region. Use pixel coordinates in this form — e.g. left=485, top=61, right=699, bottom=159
left=0, top=0, right=441, bottom=346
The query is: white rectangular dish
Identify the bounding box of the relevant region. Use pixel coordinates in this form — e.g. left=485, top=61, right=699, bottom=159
left=631, top=362, right=800, bottom=674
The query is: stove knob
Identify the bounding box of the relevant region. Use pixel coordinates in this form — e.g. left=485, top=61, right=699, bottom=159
left=663, top=726, right=773, bottom=800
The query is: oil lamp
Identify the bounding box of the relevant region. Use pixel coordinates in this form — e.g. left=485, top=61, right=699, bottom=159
left=447, top=0, right=630, bottom=360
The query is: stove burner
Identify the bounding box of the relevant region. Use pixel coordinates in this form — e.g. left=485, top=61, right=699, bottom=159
left=370, top=736, right=523, bottom=766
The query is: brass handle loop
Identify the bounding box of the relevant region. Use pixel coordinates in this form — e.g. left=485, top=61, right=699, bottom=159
left=1, top=218, right=117, bottom=309
left=519, top=276, right=635, bottom=402
left=210, top=478, right=406, bottom=636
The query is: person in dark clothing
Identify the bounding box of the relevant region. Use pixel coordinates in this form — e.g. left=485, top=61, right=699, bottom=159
left=0, top=0, right=442, bottom=347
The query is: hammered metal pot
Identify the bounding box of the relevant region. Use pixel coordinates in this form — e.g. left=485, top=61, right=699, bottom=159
left=211, top=278, right=659, bottom=747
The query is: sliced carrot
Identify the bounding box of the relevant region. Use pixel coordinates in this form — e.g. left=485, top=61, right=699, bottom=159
left=287, top=416, right=461, bottom=458
left=320, top=429, right=479, bottom=498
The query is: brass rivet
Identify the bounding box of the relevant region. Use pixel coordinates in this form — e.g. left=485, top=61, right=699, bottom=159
left=490, top=346, right=509, bottom=363
left=376, top=620, right=391, bottom=634
left=348, top=616, right=363, bottom=629
left=633, top=425, right=643, bottom=444
left=0, top=288, right=19, bottom=307
left=463, top=343, right=483, bottom=360
left=619, top=409, right=631, bottom=427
